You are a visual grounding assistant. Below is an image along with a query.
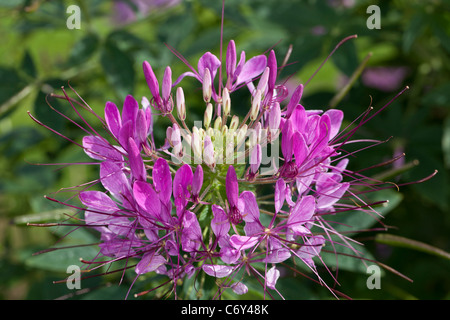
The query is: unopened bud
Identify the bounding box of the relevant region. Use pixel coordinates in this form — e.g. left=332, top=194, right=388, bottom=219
left=203, top=135, right=215, bottom=169
left=250, top=143, right=262, bottom=174
left=204, top=103, right=213, bottom=129
left=257, top=67, right=270, bottom=94
left=236, top=124, right=247, bottom=147
left=222, top=87, right=231, bottom=116
left=176, top=87, right=186, bottom=121
left=191, top=130, right=202, bottom=163
left=162, top=66, right=172, bottom=103
left=203, top=68, right=212, bottom=103
left=214, top=116, right=222, bottom=131
left=250, top=89, right=262, bottom=121
left=222, top=124, right=228, bottom=136
left=229, top=115, right=239, bottom=131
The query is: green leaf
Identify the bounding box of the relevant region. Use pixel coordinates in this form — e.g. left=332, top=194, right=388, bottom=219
left=21, top=50, right=37, bottom=79
left=25, top=244, right=98, bottom=273
left=100, top=39, right=135, bottom=101
left=331, top=38, right=359, bottom=77
left=320, top=242, right=380, bottom=274
left=66, top=33, right=100, bottom=66
left=24, top=226, right=99, bottom=273
left=33, top=79, right=66, bottom=133
left=402, top=12, right=425, bottom=53
left=0, top=67, right=28, bottom=118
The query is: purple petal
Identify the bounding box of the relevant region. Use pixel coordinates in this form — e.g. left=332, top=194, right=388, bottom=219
left=226, top=40, right=237, bottom=84
left=267, top=50, right=277, bottom=91
left=250, top=144, right=262, bottom=174
left=240, top=191, right=260, bottom=224
left=226, top=165, right=239, bottom=207
left=317, top=182, right=349, bottom=209
left=265, top=248, right=291, bottom=263
left=104, top=101, right=122, bottom=139
left=281, top=119, right=293, bottom=161
left=133, top=180, right=161, bottom=218
left=292, top=131, right=308, bottom=166
left=268, top=102, right=281, bottom=130
left=135, top=252, right=166, bottom=275
left=79, top=190, right=118, bottom=214
left=211, top=205, right=230, bottom=239
left=173, top=164, right=193, bottom=208
left=274, top=179, right=286, bottom=214
left=127, top=137, right=146, bottom=181
left=309, top=114, right=331, bottom=159
left=288, top=195, right=315, bottom=234
left=235, top=55, right=267, bottom=86
left=285, top=84, right=303, bottom=118
left=297, top=235, right=325, bottom=260
left=291, top=104, right=307, bottom=133
left=99, top=161, right=130, bottom=199
left=323, top=109, right=343, bottom=140
left=231, top=282, right=248, bottom=295
left=181, top=210, right=203, bottom=252
left=266, top=266, right=280, bottom=289
left=108, top=215, right=133, bottom=237
left=82, top=135, right=123, bottom=162
left=230, top=235, right=259, bottom=251
left=316, top=172, right=342, bottom=193
left=122, top=95, right=139, bottom=128
left=172, top=71, right=200, bottom=86
left=118, top=120, right=134, bottom=151
left=99, top=239, right=140, bottom=258
left=202, top=264, right=234, bottom=278
left=220, top=247, right=241, bottom=264
left=333, top=158, right=349, bottom=173
left=197, top=52, right=221, bottom=80
left=135, top=109, right=148, bottom=148
left=192, top=165, right=203, bottom=197
left=153, top=157, right=172, bottom=205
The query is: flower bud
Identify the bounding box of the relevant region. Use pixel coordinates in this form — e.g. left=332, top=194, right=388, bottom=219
left=250, top=143, right=262, bottom=174
left=236, top=124, right=247, bottom=147
left=162, top=66, right=172, bottom=103
left=176, top=87, right=186, bottom=121
left=203, top=135, right=215, bottom=169
left=250, top=89, right=262, bottom=121
left=229, top=115, right=239, bottom=131
left=204, top=103, right=213, bottom=129
left=257, top=67, right=270, bottom=94
left=222, top=87, right=231, bottom=116
left=214, top=116, right=222, bottom=131
left=191, top=129, right=202, bottom=163
left=203, top=68, right=212, bottom=103
left=143, top=61, right=162, bottom=109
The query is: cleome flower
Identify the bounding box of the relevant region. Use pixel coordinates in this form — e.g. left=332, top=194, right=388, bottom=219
left=28, top=6, right=437, bottom=301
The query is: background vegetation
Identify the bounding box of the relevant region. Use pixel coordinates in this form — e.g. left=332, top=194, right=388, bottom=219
left=0, top=0, right=448, bottom=299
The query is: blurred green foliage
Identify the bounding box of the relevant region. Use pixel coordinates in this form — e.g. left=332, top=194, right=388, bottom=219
left=0, top=0, right=448, bottom=300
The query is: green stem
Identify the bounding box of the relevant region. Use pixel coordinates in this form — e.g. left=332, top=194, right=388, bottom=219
left=329, top=52, right=372, bottom=108
left=375, top=234, right=450, bottom=260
